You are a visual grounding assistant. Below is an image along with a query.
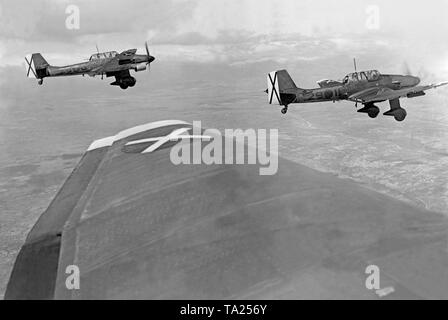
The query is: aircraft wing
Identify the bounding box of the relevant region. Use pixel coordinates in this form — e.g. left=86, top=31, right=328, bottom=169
left=6, top=120, right=448, bottom=299
left=349, top=82, right=448, bottom=103
left=348, top=87, right=385, bottom=102
left=86, top=59, right=120, bottom=76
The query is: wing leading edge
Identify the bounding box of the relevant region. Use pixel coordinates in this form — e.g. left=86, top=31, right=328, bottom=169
left=349, top=82, right=448, bottom=103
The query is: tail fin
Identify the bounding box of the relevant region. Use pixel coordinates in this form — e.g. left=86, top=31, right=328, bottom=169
left=267, top=69, right=298, bottom=105
left=25, top=53, right=49, bottom=79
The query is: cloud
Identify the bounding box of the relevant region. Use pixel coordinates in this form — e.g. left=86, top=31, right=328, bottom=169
left=0, top=0, right=193, bottom=41
left=1, top=0, right=447, bottom=71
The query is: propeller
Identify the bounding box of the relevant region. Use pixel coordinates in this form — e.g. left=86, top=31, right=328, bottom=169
left=401, top=61, right=431, bottom=82
left=145, top=41, right=155, bottom=71
left=353, top=58, right=358, bottom=108
left=401, top=61, right=413, bottom=76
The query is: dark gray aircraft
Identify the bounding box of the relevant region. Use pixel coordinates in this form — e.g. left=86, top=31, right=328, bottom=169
left=25, top=42, right=155, bottom=89
left=5, top=120, right=448, bottom=299
left=267, top=63, right=447, bottom=121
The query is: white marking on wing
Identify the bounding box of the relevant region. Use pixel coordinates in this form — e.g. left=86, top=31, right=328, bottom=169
left=86, top=120, right=191, bottom=152
left=87, top=136, right=115, bottom=151
left=114, top=120, right=189, bottom=142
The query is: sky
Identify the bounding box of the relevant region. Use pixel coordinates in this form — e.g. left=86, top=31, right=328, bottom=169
left=1, top=0, right=448, bottom=81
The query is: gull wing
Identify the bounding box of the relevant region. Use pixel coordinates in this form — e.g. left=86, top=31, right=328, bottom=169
left=350, top=82, right=448, bottom=103
left=6, top=120, right=448, bottom=299
left=348, top=87, right=386, bottom=102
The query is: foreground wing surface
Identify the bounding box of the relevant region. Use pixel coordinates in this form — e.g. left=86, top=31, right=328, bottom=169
left=6, top=120, right=448, bottom=299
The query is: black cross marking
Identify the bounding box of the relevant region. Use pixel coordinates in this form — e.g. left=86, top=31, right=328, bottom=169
left=24, top=56, right=37, bottom=78
left=268, top=72, right=281, bottom=105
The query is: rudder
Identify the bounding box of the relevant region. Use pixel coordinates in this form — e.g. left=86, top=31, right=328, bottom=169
left=276, top=69, right=297, bottom=91
left=267, top=71, right=281, bottom=105
left=267, top=69, right=298, bottom=105
left=25, top=53, right=49, bottom=79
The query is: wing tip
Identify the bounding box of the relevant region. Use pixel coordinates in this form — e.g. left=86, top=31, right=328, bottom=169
left=87, top=120, right=191, bottom=152
left=87, top=136, right=115, bottom=151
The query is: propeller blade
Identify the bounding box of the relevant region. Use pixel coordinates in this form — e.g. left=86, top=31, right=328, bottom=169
left=144, top=41, right=155, bottom=71
left=402, top=61, right=412, bottom=76
left=145, top=41, right=150, bottom=60
left=402, top=61, right=431, bottom=82
left=417, top=66, right=431, bottom=82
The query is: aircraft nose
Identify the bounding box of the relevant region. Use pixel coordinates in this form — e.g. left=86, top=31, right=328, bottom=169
left=148, top=56, right=155, bottom=63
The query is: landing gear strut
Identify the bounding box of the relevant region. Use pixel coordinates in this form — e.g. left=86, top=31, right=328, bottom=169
left=383, top=99, right=407, bottom=122
left=119, top=76, right=136, bottom=90
left=281, top=106, right=288, bottom=114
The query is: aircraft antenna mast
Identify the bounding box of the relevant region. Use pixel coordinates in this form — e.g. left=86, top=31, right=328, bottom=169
left=353, top=58, right=357, bottom=72
left=96, top=44, right=99, bottom=53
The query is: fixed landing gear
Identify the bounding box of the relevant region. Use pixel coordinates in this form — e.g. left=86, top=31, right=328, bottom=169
left=392, top=108, right=407, bottom=122
left=357, top=103, right=380, bottom=119
left=383, top=99, right=407, bottom=122
left=37, top=79, right=43, bottom=85
left=118, top=76, right=136, bottom=90
left=367, top=106, right=380, bottom=118
left=281, top=106, right=288, bottom=114
left=359, top=100, right=407, bottom=121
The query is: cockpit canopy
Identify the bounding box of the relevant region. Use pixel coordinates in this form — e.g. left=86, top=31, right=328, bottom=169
left=89, top=51, right=118, bottom=61
left=342, top=70, right=380, bottom=84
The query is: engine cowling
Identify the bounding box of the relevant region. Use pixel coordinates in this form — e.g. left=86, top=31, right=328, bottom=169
left=134, top=63, right=147, bottom=72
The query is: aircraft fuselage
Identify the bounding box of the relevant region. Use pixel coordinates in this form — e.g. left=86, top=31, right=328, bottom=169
left=288, top=74, right=420, bottom=104
left=45, top=54, right=150, bottom=77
